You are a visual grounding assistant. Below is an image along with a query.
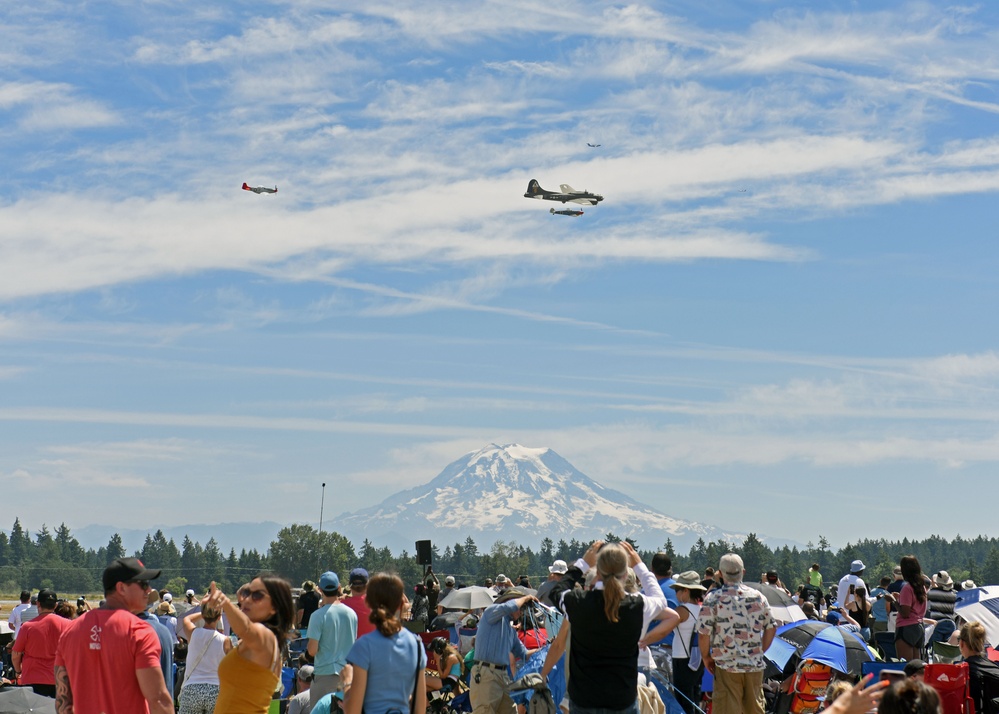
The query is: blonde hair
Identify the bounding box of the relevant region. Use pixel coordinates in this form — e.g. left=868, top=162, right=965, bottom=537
left=596, top=543, right=628, bottom=623
left=960, top=621, right=986, bottom=654
left=823, top=680, right=851, bottom=708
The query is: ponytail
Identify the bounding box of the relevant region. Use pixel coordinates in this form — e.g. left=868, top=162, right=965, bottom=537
left=366, top=573, right=404, bottom=637
left=596, top=544, right=628, bottom=623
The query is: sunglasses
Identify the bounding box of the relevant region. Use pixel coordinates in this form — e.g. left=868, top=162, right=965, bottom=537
left=238, top=587, right=269, bottom=602
left=127, top=579, right=151, bottom=591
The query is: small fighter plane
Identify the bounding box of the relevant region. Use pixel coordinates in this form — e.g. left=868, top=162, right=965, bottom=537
left=551, top=207, right=584, bottom=217
left=524, top=179, right=603, bottom=205
left=242, top=182, right=277, bottom=194
left=587, top=143, right=601, bottom=148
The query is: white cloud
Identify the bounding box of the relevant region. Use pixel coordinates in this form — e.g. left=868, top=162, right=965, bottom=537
left=0, top=81, right=119, bottom=130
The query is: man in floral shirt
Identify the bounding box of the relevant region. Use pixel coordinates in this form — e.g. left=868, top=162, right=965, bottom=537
left=697, top=553, right=776, bottom=714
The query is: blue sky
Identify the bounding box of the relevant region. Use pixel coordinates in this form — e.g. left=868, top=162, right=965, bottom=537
left=3, top=1, right=999, bottom=551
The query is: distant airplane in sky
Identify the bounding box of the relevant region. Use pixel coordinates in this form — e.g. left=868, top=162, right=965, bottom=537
left=587, top=143, right=601, bottom=147
left=551, top=207, right=584, bottom=217
left=524, top=179, right=603, bottom=205
left=242, top=182, right=277, bottom=194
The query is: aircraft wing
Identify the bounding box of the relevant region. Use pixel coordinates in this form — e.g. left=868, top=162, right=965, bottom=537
left=559, top=184, right=577, bottom=194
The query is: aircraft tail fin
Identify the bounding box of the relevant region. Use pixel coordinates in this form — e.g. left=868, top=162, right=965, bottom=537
left=550, top=207, right=555, bottom=214
left=242, top=182, right=250, bottom=190
left=526, top=179, right=543, bottom=197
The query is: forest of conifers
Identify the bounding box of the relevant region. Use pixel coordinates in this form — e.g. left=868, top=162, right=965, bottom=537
left=2, top=518, right=998, bottom=597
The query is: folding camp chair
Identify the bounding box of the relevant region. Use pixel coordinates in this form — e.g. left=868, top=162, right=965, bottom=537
left=287, top=637, right=309, bottom=663
left=420, top=630, right=451, bottom=670
left=933, top=641, right=963, bottom=664
left=861, top=661, right=906, bottom=682
left=457, top=627, right=477, bottom=657
left=923, top=662, right=973, bottom=714
left=929, top=619, right=957, bottom=647
left=874, top=632, right=898, bottom=661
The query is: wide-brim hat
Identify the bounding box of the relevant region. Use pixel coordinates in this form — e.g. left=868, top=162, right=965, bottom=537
left=156, top=601, right=176, bottom=616
left=933, top=571, right=954, bottom=590
left=671, top=571, right=707, bottom=592
left=494, top=588, right=525, bottom=604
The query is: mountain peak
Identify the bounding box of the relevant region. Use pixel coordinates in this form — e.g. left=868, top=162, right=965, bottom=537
left=334, top=444, right=746, bottom=552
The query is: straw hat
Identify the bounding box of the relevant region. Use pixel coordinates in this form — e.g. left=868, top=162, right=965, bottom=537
left=670, top=571, right=708, bottom=591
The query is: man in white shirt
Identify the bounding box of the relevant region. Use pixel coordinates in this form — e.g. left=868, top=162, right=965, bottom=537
left=8, top=590, right=31, bottom=640
left=836, top=560, right=867, bottom=608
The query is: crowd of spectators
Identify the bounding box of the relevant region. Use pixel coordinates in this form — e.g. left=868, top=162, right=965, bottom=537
left=2, top=545, right=997, bottom=714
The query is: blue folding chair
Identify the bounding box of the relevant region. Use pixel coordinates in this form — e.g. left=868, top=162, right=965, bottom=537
left=874, top=631, right=898, bottom=661
left=862, top=660, right=906, bottom=682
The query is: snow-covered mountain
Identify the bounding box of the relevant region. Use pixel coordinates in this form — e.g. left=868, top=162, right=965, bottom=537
left=334, top=443, right=747, bottom=554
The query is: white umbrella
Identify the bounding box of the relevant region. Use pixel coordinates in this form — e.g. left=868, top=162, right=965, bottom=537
left=437, top=585, right=496, bottom=610
left=955, top=585, right=999, bottom=647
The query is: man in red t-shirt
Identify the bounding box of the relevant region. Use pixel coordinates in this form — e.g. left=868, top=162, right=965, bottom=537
left=54, top=557, right=174, bottom=714
left=342, top=567, right=374, bottom=636
left=12, top=588, right=71, bottom=697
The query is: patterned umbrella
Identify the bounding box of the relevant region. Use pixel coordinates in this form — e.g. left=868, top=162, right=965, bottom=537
left=765, top=620, right=877, bottom=678
left=956, top=585, right=999, bottom=648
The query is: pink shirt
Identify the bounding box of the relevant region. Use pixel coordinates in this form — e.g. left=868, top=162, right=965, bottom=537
left=896, top=582, right=927, bottom=628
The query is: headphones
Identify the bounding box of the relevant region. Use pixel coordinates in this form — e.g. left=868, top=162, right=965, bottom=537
left=430, top=637, right=449, bottom=655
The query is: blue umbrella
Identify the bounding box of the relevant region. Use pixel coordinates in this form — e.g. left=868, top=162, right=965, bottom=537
left=765, top=620, right=877, bottom=678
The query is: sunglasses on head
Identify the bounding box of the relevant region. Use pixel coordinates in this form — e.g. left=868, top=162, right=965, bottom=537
left=238, top=587, right=268, bottom=602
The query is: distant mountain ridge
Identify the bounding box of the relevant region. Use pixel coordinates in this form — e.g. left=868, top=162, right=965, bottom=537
left=73, top=521, right=284, bottom=555
left=333, top=443, right=750, bottom=553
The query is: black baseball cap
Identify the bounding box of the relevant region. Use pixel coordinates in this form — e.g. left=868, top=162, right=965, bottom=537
left=102, top=557, right=162, bottom=591
left=38, top=589, right=59, bottom=607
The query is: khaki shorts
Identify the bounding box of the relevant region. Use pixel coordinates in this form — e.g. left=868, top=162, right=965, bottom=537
left=712, top=668, right=764, bottom=714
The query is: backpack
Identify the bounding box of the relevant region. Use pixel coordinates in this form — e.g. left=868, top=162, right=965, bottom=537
left=511, top=674, right=557, bottom=714
left=679, top=603, right=702, bottom=672
left=789, top=660, right=832, bottom=714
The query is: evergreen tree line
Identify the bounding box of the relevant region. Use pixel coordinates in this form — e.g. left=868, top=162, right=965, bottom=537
left=3, top=517, right=999, bottom=597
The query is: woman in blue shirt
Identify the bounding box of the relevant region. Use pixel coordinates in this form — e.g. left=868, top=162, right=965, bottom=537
left=343, top=573, right=427, bottom=714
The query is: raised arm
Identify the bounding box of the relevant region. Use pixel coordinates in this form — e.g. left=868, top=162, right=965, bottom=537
left=202, top=581, right=276, bottom=670
left=541, top=620, right=570, bottom=679
left=178, top=605, right=201, bottom=641
left=639, top=607, right=681, bottom=647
